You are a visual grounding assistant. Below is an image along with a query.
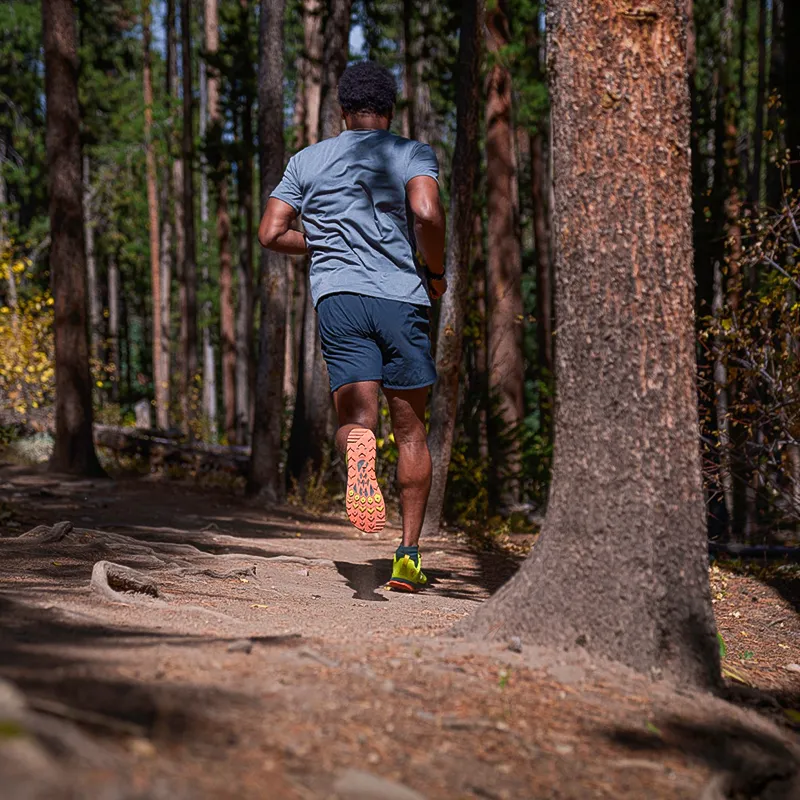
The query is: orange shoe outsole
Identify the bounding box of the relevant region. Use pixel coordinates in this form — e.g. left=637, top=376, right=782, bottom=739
left=345, top=428, right=386, bottom=533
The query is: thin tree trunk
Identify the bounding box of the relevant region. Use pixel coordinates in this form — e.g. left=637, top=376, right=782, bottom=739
left=143, top=4, right=167, bottom=430
left=485, top=1, right=524, bottom=510
left=157, top=0, right=176, bottom=429
left=43, top=0, right=104, bottom=476
left=180, top=0, right=198, bottom=432
left=766, top=0, right=785, bottom=207
left=421, top=0, right=483, bottom=536
left=303, top=0, right=323, bottom=147
left=318, top=0, right=351, bottom=141
left=402, top=0, right=415, bottom=140
left=249, top=0, right=287, bottom=499
left=712, top=259, right=734, bottom=526
left=0, top=134, right=17, bottom=321
left=287, top=0, right=350, bottom=487
left=750, top=0, right=767, bottom=209
left=283, top=261, right=295, bottom=399
left=466, top=0, right=720, bottom=689
left=82, top=154, right=101, bottom=364
left=199, top=4, right=217, bottom=439
left=530, top=130, right=552, bottom=380
left=108, top=254, right=120, bottom=402
left=235, top=0, right=255, bottom=446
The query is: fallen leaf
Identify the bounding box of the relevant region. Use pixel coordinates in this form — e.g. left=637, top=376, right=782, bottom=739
left=251, top=604, right=269, bottom=609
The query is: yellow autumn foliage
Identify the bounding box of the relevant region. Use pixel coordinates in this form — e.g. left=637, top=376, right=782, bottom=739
left=0, top=293, right=55, bottom=417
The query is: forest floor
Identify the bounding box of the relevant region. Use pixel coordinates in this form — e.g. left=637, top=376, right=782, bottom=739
left=1, top=461, right=799, bottom=799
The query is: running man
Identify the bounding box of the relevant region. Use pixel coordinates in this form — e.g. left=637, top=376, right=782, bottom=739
left=258, top=61, right=446, bottom=593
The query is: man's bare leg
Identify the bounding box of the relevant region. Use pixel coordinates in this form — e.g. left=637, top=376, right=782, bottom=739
left=383, top=387, right=431, bottom=547
left=332, top=380, right=380, bottom=453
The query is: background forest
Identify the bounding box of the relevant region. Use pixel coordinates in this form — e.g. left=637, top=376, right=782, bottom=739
left=0, top=0, right=798, bottom=544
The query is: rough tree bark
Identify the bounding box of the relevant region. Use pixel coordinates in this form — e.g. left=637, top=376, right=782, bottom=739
left=143, top=3, right=167, bottom=430
left=421, top=0, right=483, bottom=537
left=248, top=0, right=288, bottom=500
left=485, top=1, right=524, bottom=510
left=786, top=3, right=800, bottom=188
left=42, top=0, right=104, bottom=477
left=287, top=0, right=350, bottom=488
left=466, top=0, right=721, bottom=689
left=303, top=0, right=323, bottom=148
left=180, top=0, right=198, bottom=432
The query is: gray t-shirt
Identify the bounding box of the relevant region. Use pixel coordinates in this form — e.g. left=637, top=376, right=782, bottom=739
left=270, top=129, right=439, bottom=308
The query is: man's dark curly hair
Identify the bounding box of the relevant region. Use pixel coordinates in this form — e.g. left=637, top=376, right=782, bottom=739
left=338, top=61, right=397, bottom=117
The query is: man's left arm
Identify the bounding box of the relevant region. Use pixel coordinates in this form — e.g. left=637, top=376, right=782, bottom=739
left=258, top=198, right=308, bottom=256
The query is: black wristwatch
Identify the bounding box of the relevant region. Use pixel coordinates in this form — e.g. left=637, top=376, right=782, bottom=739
left=425, top=266, right=446, bottom=280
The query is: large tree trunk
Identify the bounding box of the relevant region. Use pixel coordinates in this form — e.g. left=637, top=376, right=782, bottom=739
left=82, top=154, right=101, bottom=364
left=143, top=4, right=167, bottom=431
left=43, top=0, right=104, bottom=477
left=485, top=1, right=524, bottom=510
left=466, top=0, right=720, bottom=689
left=421, top=0, right=483, bottom=536
left=249, top=0, right=288, bottom=500
left=287, top=0, right=350, bottom=487
left=180, top=0, right=198, bottom=433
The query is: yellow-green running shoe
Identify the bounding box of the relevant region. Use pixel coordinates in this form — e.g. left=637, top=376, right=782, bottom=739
left=388, top=552, right=428, bottom=593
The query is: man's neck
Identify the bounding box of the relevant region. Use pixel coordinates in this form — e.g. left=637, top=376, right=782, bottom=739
left=345, top=112, right=391, bottom=131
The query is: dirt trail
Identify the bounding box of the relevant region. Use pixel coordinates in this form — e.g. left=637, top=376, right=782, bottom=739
left=1, top=463, right=799, bottom=799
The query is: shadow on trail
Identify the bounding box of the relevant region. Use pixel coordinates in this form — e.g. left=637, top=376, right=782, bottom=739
left=607, top=714, right=800, bottom=798
left=0, top=593, right=298, bottom=742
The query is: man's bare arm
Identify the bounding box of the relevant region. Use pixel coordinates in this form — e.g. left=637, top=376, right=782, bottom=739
left=407, top=175, right=447, bottom=299
left=258, top=197, right=308, bottom=255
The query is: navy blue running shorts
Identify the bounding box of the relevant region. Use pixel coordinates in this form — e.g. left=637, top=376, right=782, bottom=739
left=316, top=292, right=437, bottom=393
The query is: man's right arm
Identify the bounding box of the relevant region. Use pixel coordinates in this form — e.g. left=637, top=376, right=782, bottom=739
left=407, top=175, right=447, bottom=300
left=258, top=198, right=308, bottom=256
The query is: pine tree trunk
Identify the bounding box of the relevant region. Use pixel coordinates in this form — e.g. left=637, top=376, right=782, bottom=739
left=180, top=0, right=198, bottom=432
left=108, top=254, right=120, bottom=402
left=485, top=1, right=524, bottom=510
left=750, top=0, right=767, bottom=209
left=318, top=0, right=351, bottom=141
left=199, top=3, right=217, bottom=439
left=287, top=0, right=350, bottom=487
left=303, top=0, right=323, bottom=147
left=143, top=5, right=167, bottom=431
left=157, top=0, right=176, bottom=430
left=530, top=130, right=553, bottom=381
left=0, top=136, right=15, bottom=320
left=43, top=0, right=104, bottom=476
left=82, top=154, right=101, bottom=364
left=766, top=0, right=785, bottom=207
left=402, top=0, right=415, bottom=140
left=421, top=0, right=483, bottom=536
left=235, top=0, right=255, bottom=446
left=249, top=0, right=288, bottom=500
left=466, top=0, right=720, bottom=689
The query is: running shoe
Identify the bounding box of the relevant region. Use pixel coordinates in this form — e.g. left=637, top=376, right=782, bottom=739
left=345, top=427, right=386, bottom=533
left=388, top=552, right=428, bottom=593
